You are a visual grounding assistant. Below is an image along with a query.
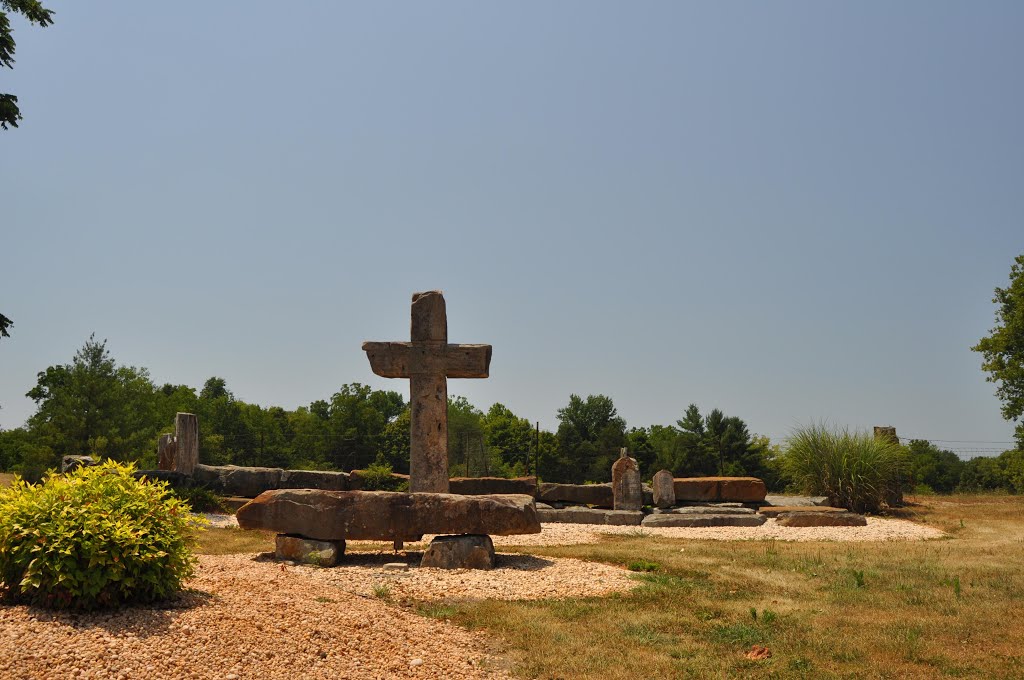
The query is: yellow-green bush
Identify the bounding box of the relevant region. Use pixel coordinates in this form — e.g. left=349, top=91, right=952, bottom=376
left=0, top=460, right=204, bottom=609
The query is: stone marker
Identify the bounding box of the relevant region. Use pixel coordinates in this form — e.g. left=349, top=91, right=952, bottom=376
left=172, top=413, right=199, bottom=476
left=652, top=470, right=675, bottom=509
left=157, top=434, right=175, bottom=471
left=236, top=489, right=540, bottom=541
left=421, top=534, right=496, bottom=570
left=275, top=535, right=345, bottom=567
left=611, top=448, right=638, bottom=506
left=617, top=467, right=643, bottom=511
left=775, top=511, right=867, bottom=527
left=641, top=513, right=767, bottom=528
left=363, top=291, right=491, bottom=493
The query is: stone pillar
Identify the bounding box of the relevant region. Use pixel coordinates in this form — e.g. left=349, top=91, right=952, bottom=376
left=652, top=469, right=675, bottom=509
left=409, top=374, right=449, bottom=493
left=157, top=433, right=176, bottom=471
left=173, top=412, right=199, bottom=476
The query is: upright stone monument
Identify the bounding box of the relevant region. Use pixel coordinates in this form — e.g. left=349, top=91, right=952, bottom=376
left=652, top=469, right=675, bottom=509
left=612, top=448, right=643, bottom=511
left=363, top=291, right=492, bottom=493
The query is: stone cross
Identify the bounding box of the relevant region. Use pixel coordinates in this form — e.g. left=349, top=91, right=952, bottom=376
left=363, top=291, right=492, bottom=493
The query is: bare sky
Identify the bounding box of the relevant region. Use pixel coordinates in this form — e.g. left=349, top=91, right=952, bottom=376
left=2, top=2, right=1022, bottom=456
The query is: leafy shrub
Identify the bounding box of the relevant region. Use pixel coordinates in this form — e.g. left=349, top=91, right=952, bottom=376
left=0, top=460, right=204, bottom=609
left=358, top=459, right=409, bottom=491
left=783, top=424, right=907, bottom=513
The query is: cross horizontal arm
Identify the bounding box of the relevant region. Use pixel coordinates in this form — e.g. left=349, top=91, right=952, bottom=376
left=362, top=341, right=492, bottom=378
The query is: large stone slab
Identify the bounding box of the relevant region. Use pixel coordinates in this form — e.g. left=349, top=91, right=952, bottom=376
left=537, top=483, right=613, bottom=507
left=280, top=469, right=350, bottom=491
left=641, top=513, right=767, bottom=528
left=449, top=476, right=537, bottom=496
left=537, top=507, right=643, bottom=526
left=652, top=506, right=755, bottom=516
left=765, top=494, right=829, bottom=507
left=775, top=511, right=867, bottom=527
left=236, top=489, right=540, bottom=541
left=758, top=506, right=847, bottom=518
left=673, top=477, right=767, bottom=503
left=420, top=535, right=495, bottom=570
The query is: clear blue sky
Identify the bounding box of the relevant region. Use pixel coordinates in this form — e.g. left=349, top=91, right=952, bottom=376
left=2, top=2, right=1022, bottom=456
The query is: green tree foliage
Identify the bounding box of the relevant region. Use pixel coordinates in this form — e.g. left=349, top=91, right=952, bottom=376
left=1, top=0, right=54, bottom=129
left=482, top=403, right=534, bottom=474
left=24, top=335, right=159, bottom=470
left=972, top=254, right=1024, bottom=448
left=0, top=460, right=202, bottom=609
left=904, top=440, right=965, bottom=494
left=554, top=394, right=626, bottom=483
left=0, top=312, right=11, bottom=338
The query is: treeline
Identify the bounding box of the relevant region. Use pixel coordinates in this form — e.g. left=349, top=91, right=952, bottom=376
left=1, top=336, right=1023, bottom=495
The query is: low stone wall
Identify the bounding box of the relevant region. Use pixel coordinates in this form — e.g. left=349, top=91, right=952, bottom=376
left=450, top=476, right=537, bottom=496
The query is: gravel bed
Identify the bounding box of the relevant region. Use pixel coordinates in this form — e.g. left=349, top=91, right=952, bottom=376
left=294, top=552, right=635, bottom=602
left=487, top=517, right=946, bottom=546
left=0, top=555, right=510, bottom=680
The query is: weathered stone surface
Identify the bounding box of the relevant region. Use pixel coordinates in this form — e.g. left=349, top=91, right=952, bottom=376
left=157, top=433, right=175, bottom=471
left=237, top=489, right=540, bottom=541
left=195, top=464, right=284, bottom=498
left=280, top=469, right=350, bottom=491
left=616, top=468, right=643, bottom=511
left=673, top=477, right=767, bottom=502
left=363, top=291, right=492, bottom=494
left=133, top=469, right=194, bottom=488
left=758, top=506, right=848, bottom=518
left=775, top=511, right=867, bottom=527
left=641, top=513, right=767, bottom=528
left=673, top=478, right=720, bottom=502
left=611, top=449, right=638, bottom=508
left=382, top=562, right=409, bottom=572
left=765, top=494, right=829, bottom=507
left=62, top=455, right=96, bottom=474
left=652, top=506, right=755, bottom=515
left=449, top=476, right=537, bottom=496
left=173, top=413, right=199, bottom=476
left=719, top=477, right=767, bottom=502
left=420, top=534, right=495, bottom=570
left=537, top=507, right=643, bottom=526
left=275, top=534, right=345, bottom=567
left=652, top=470, right=675, bottom=509
left=536, top=483, right=613, bottom=507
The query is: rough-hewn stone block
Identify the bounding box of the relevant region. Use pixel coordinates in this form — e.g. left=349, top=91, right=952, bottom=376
left=775, top=512, right=867, bottom=527
left=537, top=507, right=643, bottom=526
left=280, top=469, right=350, bottom=491
left=673, top=477, right=767, bottom=502
left=641, top=513, right=767, bottom=528
left=673, top=478, right=720, bottom=502
left=758, top=506, right=847, bottom=518
left=194, top=464, right=283, bottom=498
left=236, top=489, right=540, bottom=541
left=420, top=534, right=495, bottom=570
left=275, top=534, right=345, bottom=566
left=536, top=483, right=613, bottom=507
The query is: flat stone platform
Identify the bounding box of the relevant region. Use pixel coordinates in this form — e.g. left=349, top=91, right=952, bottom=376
left=236, top=489, right=541, bottom=541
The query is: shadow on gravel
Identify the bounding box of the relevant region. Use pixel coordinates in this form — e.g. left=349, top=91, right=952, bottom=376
left=251, top=551, right=557, bottom=570
left=13, top=589, right=214, bottom=638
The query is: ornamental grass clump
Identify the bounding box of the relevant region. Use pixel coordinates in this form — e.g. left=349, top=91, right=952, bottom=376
left=0, top=460, right=204, bottom=609
left=783, top=424, right=907, bottom=513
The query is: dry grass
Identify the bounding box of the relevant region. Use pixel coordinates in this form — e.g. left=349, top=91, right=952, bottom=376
left=446, top=495, right=1024, bottom=679
left=0, top=473, right=14, bottom=488
left=194, top=525, right=275, bottom=555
